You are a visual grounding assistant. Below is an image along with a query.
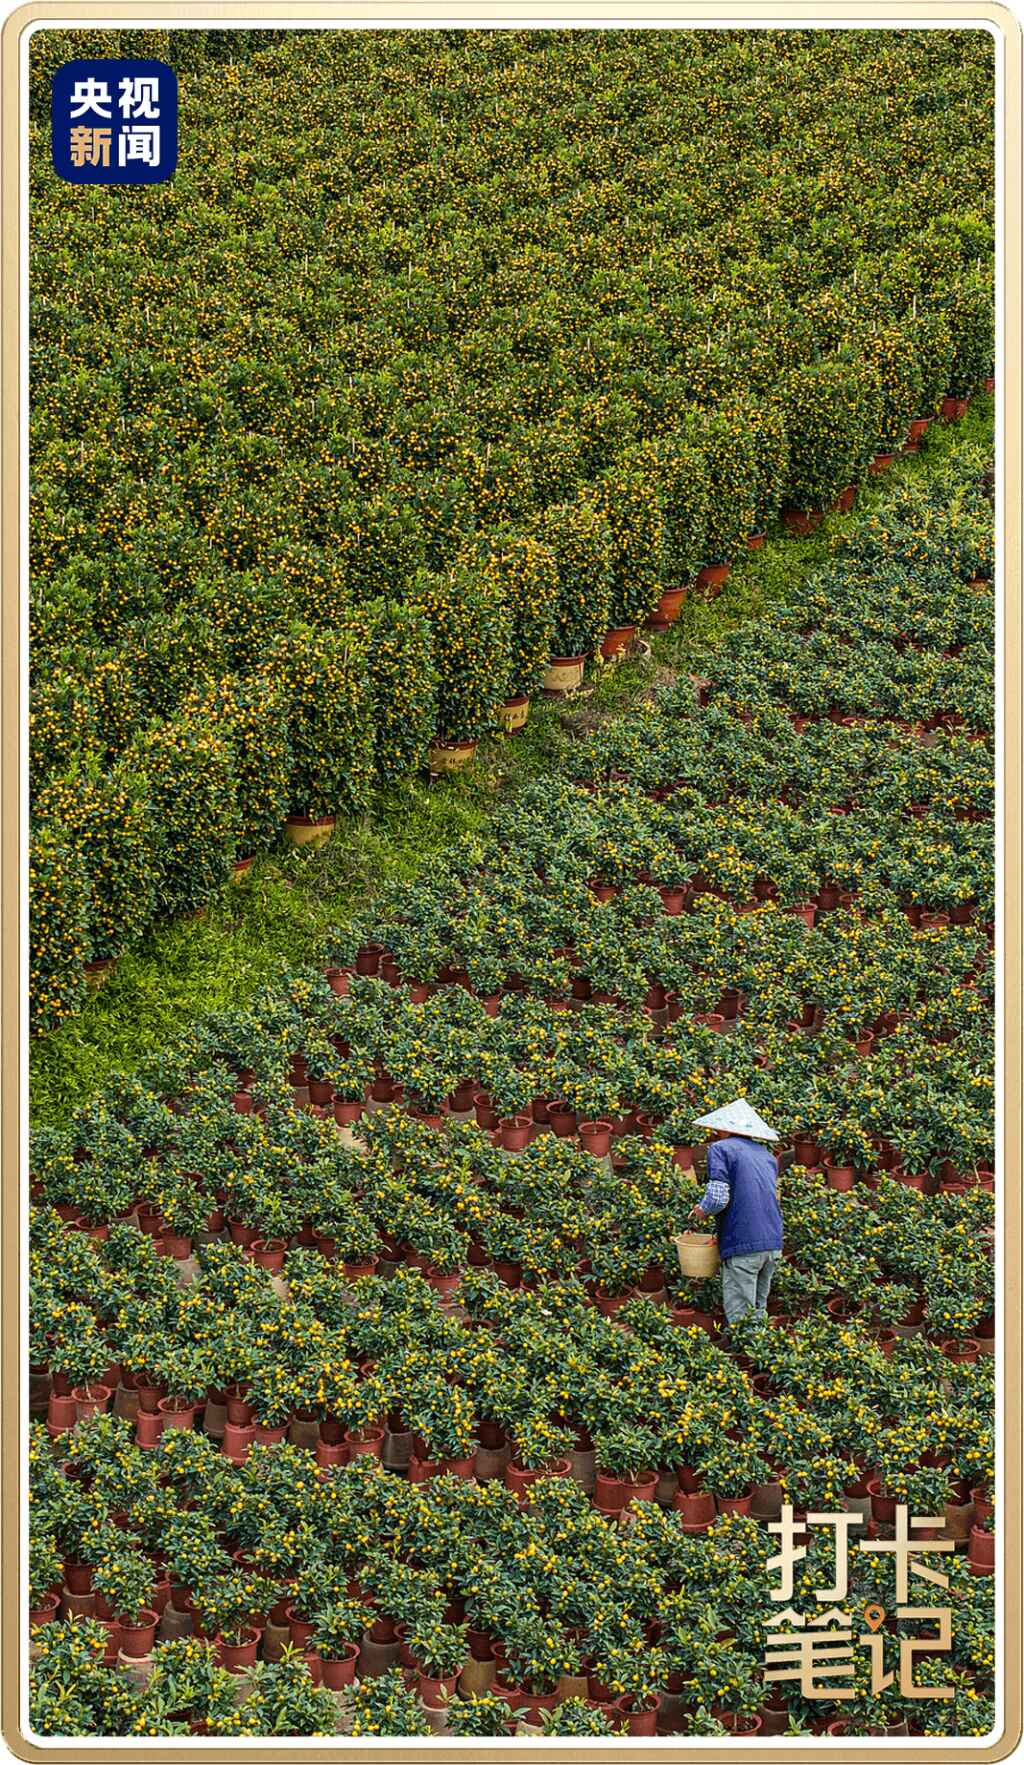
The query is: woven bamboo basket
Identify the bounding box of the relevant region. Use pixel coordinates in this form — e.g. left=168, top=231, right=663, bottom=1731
left=672, top=1231, right=721, bottom=1280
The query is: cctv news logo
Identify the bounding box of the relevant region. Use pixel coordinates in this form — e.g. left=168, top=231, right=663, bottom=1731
left=52, top=59, right=178, bottom=185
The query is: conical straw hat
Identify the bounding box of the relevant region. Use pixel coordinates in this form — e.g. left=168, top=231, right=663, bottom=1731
left=693, top=1097, right=779, bottom=1142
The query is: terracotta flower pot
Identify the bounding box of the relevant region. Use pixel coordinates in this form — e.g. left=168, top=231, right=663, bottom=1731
left=407, top=1453, right=442, bottom=1484
left=593, top=1468, right=658, bottom=1514
left=718, top=1711, right=764, bottom=1735
left=250, top=1237, right=287, bottom=1273
left=321, top=1644, right=360, bottom=1689
left=221, top=1420, right=255, bottom=1463
left=695, top=561, right=730, bottom=593
left=498, top=1115, right=532, bottom=1152
left=867, top=1478, right=897, bottom=1524
left=344, top=1425, right=384, bottom=1459
left=716, top=1490, right=753, bottom=1516
left=63, top=1561, right=93, bottom=1596
left=968, top=1525, right=995, bottom=1572
left=826, top=1165, right=856, bottom=1191
left=494, top=1679, right=560, bottom=1722
left=942, top=1338, right=980, bottom=1364
left=157, top=1398, right=197, bottom=1433
left=162, top=1232, right=193, bottom=1260
left=46, top=1392, right=78, bottom=1433
left=579, top=1121, right=612, bottom=1157
left=782, top=507, right=821, bottom=537
left=286, top=1606, right=317, bottom=1649
left=504, top=1458, right=570, bottom=1500
left=615, top=1694, right=661, bottom=1735
left=118, top=1610, right=159, bottom=1658
left=649, top=586, right=687, bottom=626
left=418, top=1668, right=462, bottom=1708
left=546, top=1100, right=577, bottom=1137
left=217, top=1626, right=262, bottom=1671
left=135, top=1410, right=165, bottom=1449
left=29, top=1593, right=60, bottom=1629
left=600, top=624, right=636, bottom=658
left=941, top=395, right=968, bottom=422
left=72, top=1384, right=111, bottom=1421
left=672, top=1488, right=716, bottom=1529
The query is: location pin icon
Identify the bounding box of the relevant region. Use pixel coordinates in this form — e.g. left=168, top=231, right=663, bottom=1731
left=863, top=1604, right=886, bottom=1633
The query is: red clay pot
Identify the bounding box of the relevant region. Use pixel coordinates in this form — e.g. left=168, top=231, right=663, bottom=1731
left=418, top=1668, right=462, bottom=1707
left=118, top=1610, right=159, bottom=1658
left=867, top=1478, right=897, bottom=1524
left=135, top=1410, right=164, bottom=1449
left=593, top=1468, right=658, bottom=1513
left=157, top=1398, right=197, bottom=1433
left=64, top=1561, right=93, bottom=1596
left=498, top=1115, right=532, bottom=1152
left=217, top=1627, right=262, bottom=1671
left=942, top=1338, right=980, bottom=1364
left=600, top=625, right=636, bottom=658
left=579, top=1121, right=612, bottom=1157
left=333, top=1098, right=364, bottom=1126
left=696, top=562, right=730, bottom=593
left=782, top=507, right=822, bottom=537
left=29, top=1593, right=60, bottom=1629
left=716, top=1490, right=753, bottom=1516
left=826, top=1165, right=856, bottom=1192
left=251, top=1238, right=287, bottom=1273
left=504, top=1458, right=571, bottom=1500
left=494, top=1679, right=560, bottom=1722
left=162, top=1232, right=193, bottom=1260
left=46, top=1393, right=78, bottom=1432
left=344, top=1426, right=384, bottom=1459
left=968, top=1525, right=995, bottom=1572
left=221, top=1421, right=255, bottom=1463
left=547, top=1100, right=577, bottom=1137
left=286, top=1606, right=317, bottom=1649
left=321, top=1644, right=360, bottom=1689
left=615, top=1694, right=661, bottom=1735
left=650, top=586, right=687, bottom=626
left=672, top=1488, right=716, bottom=1529
left=72, top=1384, right=111, bottom=1421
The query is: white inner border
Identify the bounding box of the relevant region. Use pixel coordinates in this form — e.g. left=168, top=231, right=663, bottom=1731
left=18, top=12, right=1006, bottom=1749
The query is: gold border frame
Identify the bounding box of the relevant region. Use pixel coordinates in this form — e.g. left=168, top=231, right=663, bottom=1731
left=2, top=7, right=1020, bottom=1759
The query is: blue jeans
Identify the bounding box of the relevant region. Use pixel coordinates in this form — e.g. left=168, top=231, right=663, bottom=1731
left=722, top=1250, right=780, bottom=1323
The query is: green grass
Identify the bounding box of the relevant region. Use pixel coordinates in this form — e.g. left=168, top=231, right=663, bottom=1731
left=29, top=397, right=993, bottom=1126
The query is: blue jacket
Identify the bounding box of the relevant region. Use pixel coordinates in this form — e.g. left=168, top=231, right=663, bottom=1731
left=702, top=1135, right=783, bottom=1260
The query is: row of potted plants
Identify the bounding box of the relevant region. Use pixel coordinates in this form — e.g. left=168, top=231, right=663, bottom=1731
left=31, top=1414, right=995, bottom=1738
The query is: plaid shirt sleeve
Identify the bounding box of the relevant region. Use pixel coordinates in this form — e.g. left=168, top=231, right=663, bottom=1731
left=699, top=1178, right=731, bottom=1214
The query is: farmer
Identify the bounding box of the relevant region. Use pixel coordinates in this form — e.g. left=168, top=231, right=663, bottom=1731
left=688, top=1098, right=783, bottom=1324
